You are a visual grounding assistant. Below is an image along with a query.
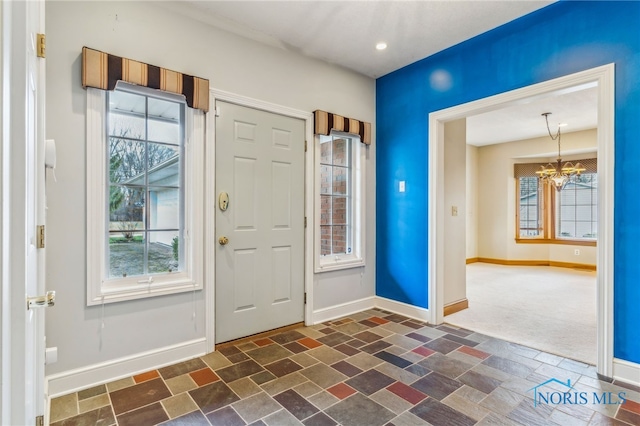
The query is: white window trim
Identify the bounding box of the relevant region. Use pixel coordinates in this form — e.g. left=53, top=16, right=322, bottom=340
left=86, top=87, right=204, bottom=305
left=314, top=132, right=366, bottom=272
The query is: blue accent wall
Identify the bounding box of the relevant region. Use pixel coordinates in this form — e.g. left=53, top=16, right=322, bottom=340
left=376, top=1, right=640, bottom=363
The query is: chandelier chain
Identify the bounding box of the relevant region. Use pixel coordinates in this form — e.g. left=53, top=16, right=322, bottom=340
left=542, top=112, right=562, bottom=159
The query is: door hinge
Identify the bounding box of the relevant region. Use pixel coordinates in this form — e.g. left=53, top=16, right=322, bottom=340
left=36, top=225, right=45, bottom=249
left=305, top=140, right=307, bottom=152
left=304, top=217, right=307, bottom=228
left=36, top=34, right=46, bottom=58
left=304, top=292, right=307, bottom=304
left=215, top=106, right=220, bottom=117
left=36, top=415, right=44, bottom=426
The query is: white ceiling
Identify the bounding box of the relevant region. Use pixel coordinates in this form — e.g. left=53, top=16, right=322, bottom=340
left=167, top=0, right=597, bottom=145
left=467, top=84, right=598, bottom=146
left=173, top=0, right=555, bottom=79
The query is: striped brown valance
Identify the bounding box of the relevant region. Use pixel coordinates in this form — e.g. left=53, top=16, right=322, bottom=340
left=82, top=47, right=209, bottom=112
left=514, top=158, right=597, bottom=178
left=314, top=110, right=371, bottom=145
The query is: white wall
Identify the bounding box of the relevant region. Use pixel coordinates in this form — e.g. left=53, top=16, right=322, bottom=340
left=444, top=120, right=466, bottom=305
left=466, top=145, right=479, bottom=259
left=45, top=1, right=375, bottom=378
left=475, top=129, right=597, bottom=264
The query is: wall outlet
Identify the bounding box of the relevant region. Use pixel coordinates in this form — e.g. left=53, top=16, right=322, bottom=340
left=574, top=249, right=580, bottom=256
left=399, top=181, right=405, bottom=193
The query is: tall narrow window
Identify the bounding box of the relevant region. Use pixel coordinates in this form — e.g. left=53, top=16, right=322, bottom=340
left=518, top=176, right=543, bottom=238
left=107, top=89, right=184, bottom=278
left=320, top=135, right=352, bottom=255
left=556, top=173, right=597, bottom=240
left=87, top=83, right=204, bottom=305
left=315, top=132, right=365, bottom=271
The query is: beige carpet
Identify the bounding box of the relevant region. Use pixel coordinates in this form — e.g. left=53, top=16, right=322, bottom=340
left=445, top=263, right=597, bottom=365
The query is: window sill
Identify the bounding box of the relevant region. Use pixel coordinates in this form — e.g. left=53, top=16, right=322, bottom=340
left=87, top=278, right=202, bottom=306
left=515, top=238, right=596, bottom=247
left=315, top=257, right=365, bottom=273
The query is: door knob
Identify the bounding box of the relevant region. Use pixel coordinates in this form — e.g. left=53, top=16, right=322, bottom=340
left=219, top=236, right=229, bottom=246
left=27, top=290, right=55, bottom=310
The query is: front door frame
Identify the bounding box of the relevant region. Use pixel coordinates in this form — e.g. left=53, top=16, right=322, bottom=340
left=1, top=0, right=47, bottom=423
left=427, top=64, right=615, bottom=377
left=205, top=89, right=314, bottom=352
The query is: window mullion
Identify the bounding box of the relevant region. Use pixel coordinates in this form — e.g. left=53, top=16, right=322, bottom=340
left=143, top=95, right=150, bottom=276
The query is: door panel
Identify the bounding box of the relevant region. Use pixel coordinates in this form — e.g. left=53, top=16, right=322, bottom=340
left=3, top=0, right=47, bottom=423
left=215, top=101, right=304, bottom=343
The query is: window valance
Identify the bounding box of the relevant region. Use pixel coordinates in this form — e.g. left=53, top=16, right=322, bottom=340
left=81, top=47, right=209, bottom=112
left=314, top=110, right=371, bottom=145
left=514, top=158, right=597, bottom=178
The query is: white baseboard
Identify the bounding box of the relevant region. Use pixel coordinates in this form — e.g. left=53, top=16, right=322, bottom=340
left=46, top=338, right=207, bottom=398
left=613, top=358, right=640, bottom=387
left=375, top=296, right=430, bottom=322
left=311, top=296, right=375, bottom=325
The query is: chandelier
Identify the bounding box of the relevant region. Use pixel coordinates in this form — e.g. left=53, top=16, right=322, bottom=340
left=536, top=112, right=585, bottom=191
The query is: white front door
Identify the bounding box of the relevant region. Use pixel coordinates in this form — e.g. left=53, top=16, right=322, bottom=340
left=215, top=101, right=305, bottom=343
left=1, top=0, right=47, bottom=423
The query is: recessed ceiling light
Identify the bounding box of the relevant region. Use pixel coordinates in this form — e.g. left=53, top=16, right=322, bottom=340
left=376, top=42, right=387, bottom=51
left=558, top=123, right=568, bottom=127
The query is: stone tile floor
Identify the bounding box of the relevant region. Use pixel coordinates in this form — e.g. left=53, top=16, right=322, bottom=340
left=49, top=309, right=640, bottom=425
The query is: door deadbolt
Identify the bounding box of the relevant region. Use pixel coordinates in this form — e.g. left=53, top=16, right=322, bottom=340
left=219, top=236, right=229, bottom=246
left=219, top=192, right=229, bottom=211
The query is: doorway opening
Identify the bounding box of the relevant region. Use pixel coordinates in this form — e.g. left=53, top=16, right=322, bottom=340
left=428, top=64, right=615, bottom=376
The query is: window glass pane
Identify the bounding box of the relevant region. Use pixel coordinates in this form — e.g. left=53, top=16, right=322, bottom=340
left=109, top=138, right=146, bottom=182
left=109, top=90, right=146, bottom=140
left=332, top=225, right=348, bottom=255
left=575, top=205, right=592, bottom=221
left=149, top=187, right=180, bottom=230
left=558, top=222, right=575, bottom=239
left=576, top=222, right=594, bottom=239
left=560, top=205, right=575, bottom=221
left=147, top=98, right=181, bottom=144
left=148, top=231, right=180, bottom=274
left=332, top=138, right=348, bottom=166
left=320, top=226, right=331, bottom=256
left=109, top=112, right=146, bottom=141
left=332, top=166, right=348, bottom=195
left=556, top=172, right=597, bottom=240
left=576, top=189, right=592, bottom=205
left=332, top=196, right=348, bottom=225
left=320, top=139, right=332, bottom=164
left=109, top=186, right=145, bottom=230
left=320, top=165, right=331, bottom=195
left=109, top=232, right=145, bottom=278
left=320, top=195, right=331, bottom=225
left=518, top=177, right=541, bottom=237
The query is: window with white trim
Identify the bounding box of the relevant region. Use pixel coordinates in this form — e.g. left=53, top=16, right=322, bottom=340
left=87, top=83, right=204, bottom=305
left=315, top=132, right=365, bottom=271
